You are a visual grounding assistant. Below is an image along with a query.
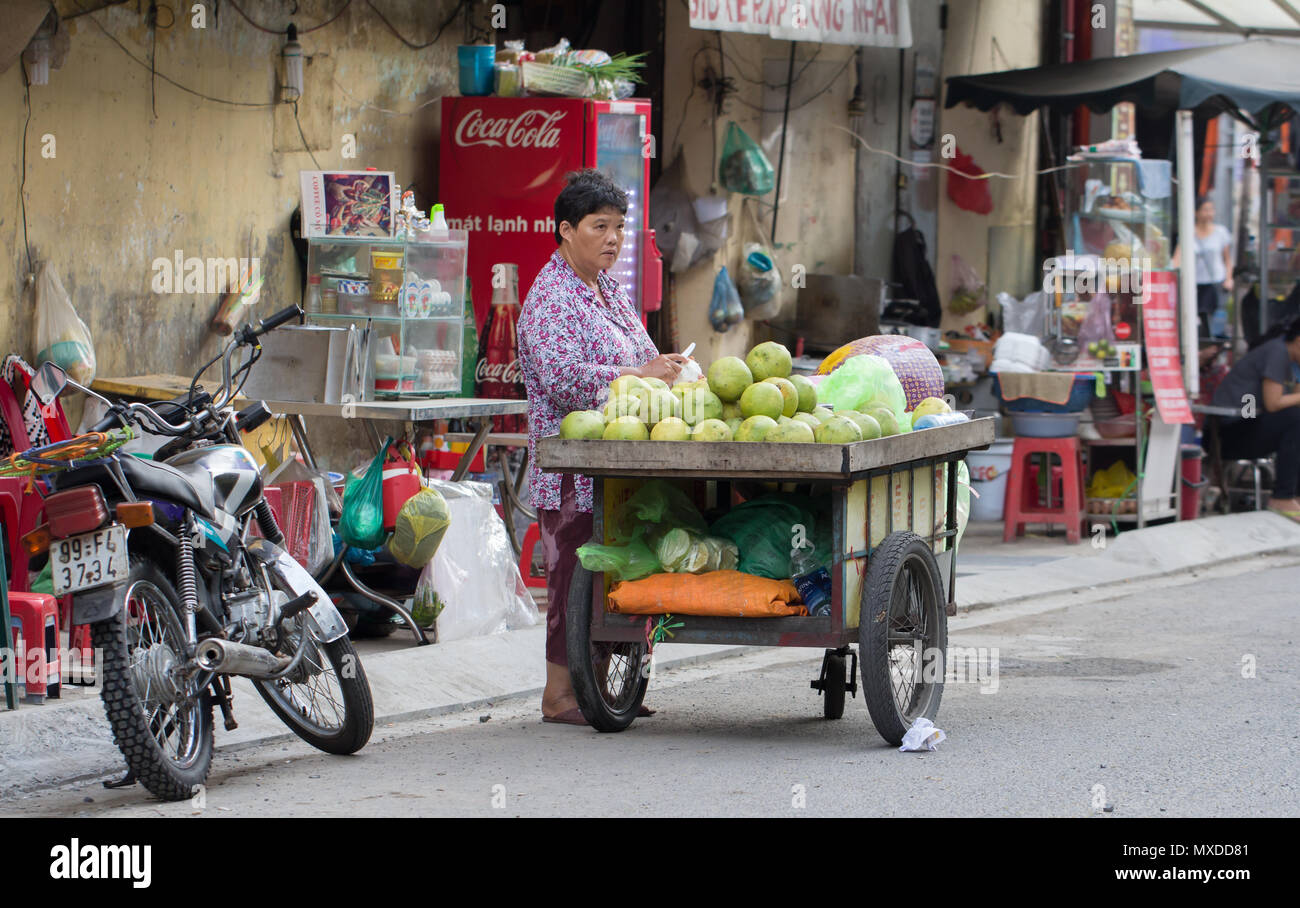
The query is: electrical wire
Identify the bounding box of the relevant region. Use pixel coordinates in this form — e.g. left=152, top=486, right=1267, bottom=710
left=226, top=0, right=354, bottom=34
left=19, top=70, right=33, bottom=276
left=365, top=0, right=468, bottom=49
left=74, top=8, right=277, bottom=108
left=333, top=77, right=440, bottom=117
left=292, top=100, right=322, bottom=169
left=833, top=124, right=1083, bottom=180
left=730, top=53, right=857, bottom=114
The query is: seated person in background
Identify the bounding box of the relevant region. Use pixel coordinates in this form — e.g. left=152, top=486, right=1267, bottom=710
left=1211, top=318, right=1300, bottom=520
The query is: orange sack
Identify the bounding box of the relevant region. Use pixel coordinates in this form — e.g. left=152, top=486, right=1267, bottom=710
left=607, top=570, right=807, bottom=617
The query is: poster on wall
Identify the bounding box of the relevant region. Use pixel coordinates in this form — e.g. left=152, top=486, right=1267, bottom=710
left=300, top=170, right=397, bottom=237
left=688, top=0, right=912, bottom=48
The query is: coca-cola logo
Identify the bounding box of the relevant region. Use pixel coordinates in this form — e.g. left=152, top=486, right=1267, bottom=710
left=476, top=358, right=524, bottom=386
left=454, top=108, right=566, bottom=149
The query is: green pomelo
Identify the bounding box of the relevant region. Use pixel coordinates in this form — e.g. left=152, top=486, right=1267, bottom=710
left=734, top=414, right=778, bottom=442
left=650, top=417, right=691, bottom=441
left=721, top=400, right=743, bottom=421
left=724, top=417, right=743, bottom=435
left=765, top=420, right=815, bottom=444
left=641, top=376, right=669, bottom=392
left=862, top=406, right=900, bottom=437
left=681, top=387, right=725, bottom=425
left=608, top=375, right=650, bottom=399
left=792, top=413, right=821, bottom=430
left=745, top=341, right=793, bottom=381
left=691, top=418, right=733, bottom=442
left=740, top=381, right=785, bottom=420
left=815, top=415, right=864, bottom=444
left=645, top=388, right=682, bottom=424
left=789, top=374, right=818, bottom=412
left=812, top=407, right=835, bottom=423
left=762, top=376, right=799, bottom=418
left=559, top=410, right=606, bottom=440
left=603, top=416, right=649, bottom=440
left=706, top=357, right=754, bottom=403
left=842, top=411, right=881, bottom=440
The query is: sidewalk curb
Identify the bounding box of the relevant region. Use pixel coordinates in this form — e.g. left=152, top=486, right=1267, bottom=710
left=955, top=512, right=1300, bottom=613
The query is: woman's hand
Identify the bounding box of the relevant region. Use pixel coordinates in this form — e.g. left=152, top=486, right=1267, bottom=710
left=633, top=353, right=692, bottom=383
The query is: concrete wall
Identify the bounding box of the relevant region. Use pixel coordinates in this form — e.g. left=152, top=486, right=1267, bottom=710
left=2, top=1, right=458, bottom=466
left=662, top=2, right=859, bottom=367
left=934, top=0, right=1042, bottom=332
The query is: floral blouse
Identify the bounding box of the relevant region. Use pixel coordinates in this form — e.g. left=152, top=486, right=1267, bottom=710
left=518, top=250, right=658, bottom=513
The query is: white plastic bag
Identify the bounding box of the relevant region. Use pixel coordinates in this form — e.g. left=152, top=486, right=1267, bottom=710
left=423, top=479, right=539, bottom=641
left=34, top=262, right=96, bottom=386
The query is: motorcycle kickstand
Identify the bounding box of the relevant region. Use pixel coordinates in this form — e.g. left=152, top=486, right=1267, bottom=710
left=211, top=678, right=238, bottom=731
left=103, top=768, right=137, bottom=790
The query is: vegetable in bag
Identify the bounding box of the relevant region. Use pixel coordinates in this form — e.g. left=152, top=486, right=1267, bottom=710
left=709, top=266, right=745, bottom=333
left=719, top=122, right=775, bottom=195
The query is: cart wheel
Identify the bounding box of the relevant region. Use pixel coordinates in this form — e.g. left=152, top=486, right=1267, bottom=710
left=859, top=532, right=947, bottom=745
left=565, top=561, right=649, bottom=732
left=822, top=652, right=846, bottom=720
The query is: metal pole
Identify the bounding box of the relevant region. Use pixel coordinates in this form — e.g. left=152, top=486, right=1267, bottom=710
left=771, top=41, right=797, bottom=241
left=1176, top=110, right=1200, bottom=397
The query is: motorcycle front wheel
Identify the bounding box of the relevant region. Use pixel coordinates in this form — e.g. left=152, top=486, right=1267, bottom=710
left=253, top=617, right=373, bottom=756
left=91, top=557, right=214, bottom=802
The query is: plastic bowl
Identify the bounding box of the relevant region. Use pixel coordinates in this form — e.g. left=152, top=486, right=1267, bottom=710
left=1095, top=416, right=1136, bottom=438
left=995, top=373, right=1095, bottom=414
left=1011, top=412, right=1081, bottom=437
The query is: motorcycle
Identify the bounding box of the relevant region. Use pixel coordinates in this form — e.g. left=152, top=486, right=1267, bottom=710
left=23, top=305, right=373, bottom=801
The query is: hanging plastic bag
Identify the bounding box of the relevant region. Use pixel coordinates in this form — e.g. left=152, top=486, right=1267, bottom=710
left=998, top=291, right=1047, bottom=339
left=339, top=438, right=391, bottom=549
left=412, top=561, right=446, bottom=628
left=576, top=537, right=661, bottom=582
left=1077, top=292, right=1115, bottom=349
left=816, top=354, right=911, bottom=433
left=709, top=266, right=745, bottom=333
left=946, top=145, right=993, bottom=214
left=736, top=200, right=783, bottom=320
left=719, top=121, right=776, bottom=195
left=34, top=262, right=96, bottom=385
left=948, top=254, right=986, bottom=315
left=388, top=486, right=451, bottom=568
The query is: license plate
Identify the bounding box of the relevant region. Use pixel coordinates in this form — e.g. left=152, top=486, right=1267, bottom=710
left=51, top=525, right=128, bottom=597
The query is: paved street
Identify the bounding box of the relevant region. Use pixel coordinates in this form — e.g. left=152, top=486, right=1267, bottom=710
left=5, top=554, right=1297, bottom=818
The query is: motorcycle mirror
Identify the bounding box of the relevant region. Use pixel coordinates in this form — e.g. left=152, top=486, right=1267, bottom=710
left=32, top=361, right=68, bottom=406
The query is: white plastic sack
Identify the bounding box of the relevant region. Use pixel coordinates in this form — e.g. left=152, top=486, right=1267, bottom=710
left=34, top=262, right=96, bottom=386
left=991, top=332, right=1050, bottom=373
left=423, top=479, right=539, bottom=641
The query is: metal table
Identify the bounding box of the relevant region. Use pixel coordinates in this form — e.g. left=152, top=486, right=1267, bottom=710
left=264, top=397, right=529, bottom=645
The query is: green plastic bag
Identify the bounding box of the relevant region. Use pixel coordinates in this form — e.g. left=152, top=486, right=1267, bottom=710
left=388, top=487, right=451, bottom=568
left=710, top=494, right=832, bottom=579
left=719, top=122, right=775, bottom=196
left=612, top=479, right=708, bottom=544
left=577, top=538, right=662, bottom=582
left=817, top=354, right=911, bottom=433
left=339, top=438, right=390, bottom=549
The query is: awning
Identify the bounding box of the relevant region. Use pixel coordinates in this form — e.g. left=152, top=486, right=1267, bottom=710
left=943, top=37, right=1300, bottom=127
left=688, top=0, right=912, bottom=48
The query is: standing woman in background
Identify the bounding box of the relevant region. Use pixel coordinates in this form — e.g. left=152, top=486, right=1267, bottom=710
left=1172, top=196, right=1234, bottom=337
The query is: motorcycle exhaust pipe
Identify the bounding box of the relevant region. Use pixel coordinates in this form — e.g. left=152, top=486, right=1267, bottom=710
left=195, top=638, right=292, bottom=679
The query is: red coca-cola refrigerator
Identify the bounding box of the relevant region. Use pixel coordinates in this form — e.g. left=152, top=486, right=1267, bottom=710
left=439, top=97, right=662, bottom=429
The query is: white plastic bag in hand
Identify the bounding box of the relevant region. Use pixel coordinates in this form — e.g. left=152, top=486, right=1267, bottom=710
left=34, top=262, right=96, bottom=386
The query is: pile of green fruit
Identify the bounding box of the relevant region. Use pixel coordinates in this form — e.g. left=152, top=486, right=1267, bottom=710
left=1087, top=338, right=1118, bottom=359
left=559, top=341, right=920, bottom=444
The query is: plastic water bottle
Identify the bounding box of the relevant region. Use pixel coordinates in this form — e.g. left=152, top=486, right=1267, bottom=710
left=1210, top=308, right=1228, bottom=339
left=791, top=547, right=832, bottom=617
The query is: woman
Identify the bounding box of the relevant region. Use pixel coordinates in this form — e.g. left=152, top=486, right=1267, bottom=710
left=1210, top=317, right=1300, bottom=520
left=1171, top=196, right=1234, bottom=337
left=517, top=169, right=691, bottom=725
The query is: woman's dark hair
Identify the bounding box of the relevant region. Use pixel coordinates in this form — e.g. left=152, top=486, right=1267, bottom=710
left=554, top=168, right=627, bottom=244
left=1195, top=195, right=1213, bottom=211
left=1286, top=314, right=1300, bottom=342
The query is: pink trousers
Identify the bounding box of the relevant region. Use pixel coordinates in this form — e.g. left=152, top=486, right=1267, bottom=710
left=538, top=473, right=593, bottom=667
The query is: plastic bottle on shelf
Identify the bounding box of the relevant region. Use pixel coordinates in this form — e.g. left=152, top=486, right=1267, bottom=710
left=305, top=274, right=322, bottom=314
left=791, top=546, right=831, bottom=617
left=429, top=204, right=450, bottom=241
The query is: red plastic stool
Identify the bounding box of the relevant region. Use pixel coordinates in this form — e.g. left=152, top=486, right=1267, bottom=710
left=1003, top=436, right=1086, bottom=543
left=6, top=591, right=60, bottom=702
left=518, top=522, right=545, bottom=589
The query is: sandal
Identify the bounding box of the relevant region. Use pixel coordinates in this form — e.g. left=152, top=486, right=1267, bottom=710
left=542, top=707, right=588, bottom=726
left=1267, top=504, right=1300, bottom=523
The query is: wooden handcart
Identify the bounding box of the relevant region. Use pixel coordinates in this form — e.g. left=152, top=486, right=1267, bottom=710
left=536, top=417, right=994, bottom=744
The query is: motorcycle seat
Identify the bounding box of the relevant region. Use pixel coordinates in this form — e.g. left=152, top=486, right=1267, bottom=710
left=51, top=455, right=216, bottom=519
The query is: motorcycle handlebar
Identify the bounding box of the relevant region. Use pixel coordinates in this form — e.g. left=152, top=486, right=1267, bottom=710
left=254, top=305, right=302, bottom=338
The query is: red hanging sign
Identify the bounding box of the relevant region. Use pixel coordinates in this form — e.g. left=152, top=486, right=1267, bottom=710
left=1140, top=271, right=1192, bottom=424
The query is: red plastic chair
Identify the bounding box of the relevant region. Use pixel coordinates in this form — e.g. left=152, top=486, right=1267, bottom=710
left=518, top=522, right=545, bottom=589
left=1003, top=436, right=1086, bottom=544
left=6, top=591, right=60, bottom=702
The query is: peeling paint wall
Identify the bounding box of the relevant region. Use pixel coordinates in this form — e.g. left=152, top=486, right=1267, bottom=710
left=663, top=2, right=859, bottom=368
left=2, top=1, right=459, bottom=466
